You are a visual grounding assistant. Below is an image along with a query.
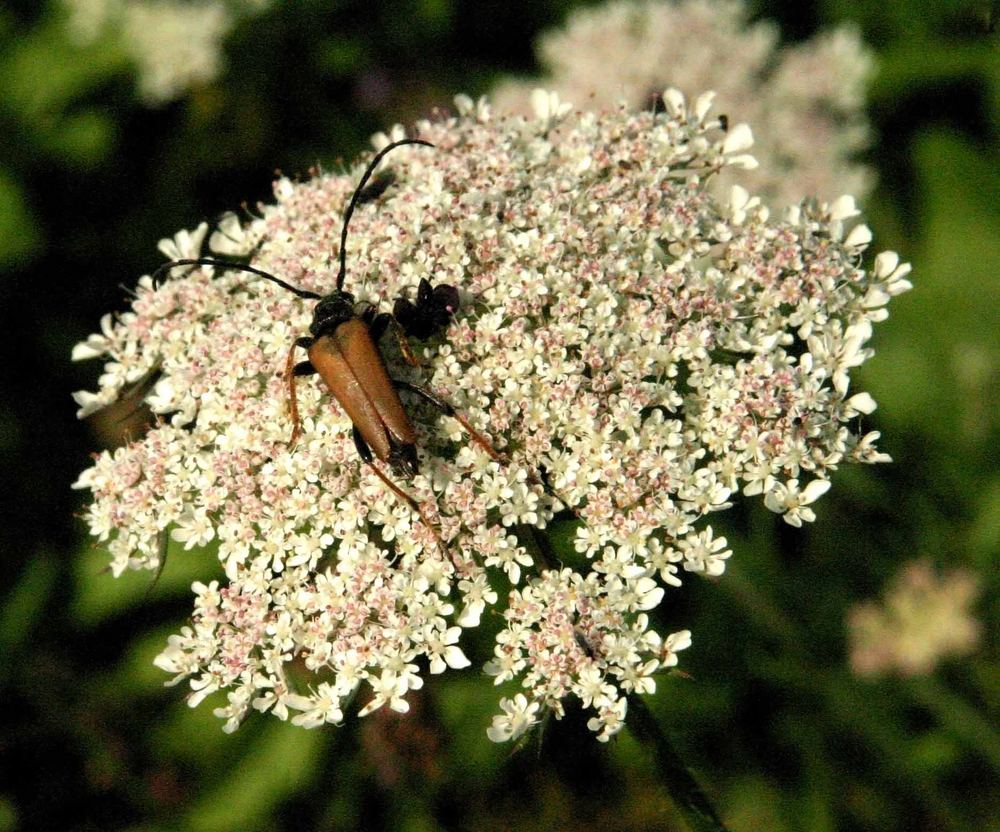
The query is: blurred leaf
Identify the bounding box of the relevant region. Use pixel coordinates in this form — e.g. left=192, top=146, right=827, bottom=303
left=824, top=0, right=998, bottom=44
left=413, top=0, right=454, bottom=34
left=184, top=721, right=324, bottom=832
left=37, top=109, right=115, bottom=166
left=0, top=555, right=57, bottom=660
left=0, top=797, right=16, bottom=832
left=72, top=537, right=222, bottom=626
left=0, top=169, right=41, bottom=267
left=908, top=731, right=962, bottom=772
left=871, top=41, right=1000, bottom=105
left=722, top=777, right=788, bottom=832
left=435, top=676, right=504, bottom=777
left=860, top=130, right=999, bottom=443
left=909, top=675, right=1000, bottom=771
left=0, top=14, right=127, bottom=122
left=315, top=36, right=367, bottom=77
left=967, top=476, right=1000, bottom=561
left=153, top=695, right=238, bottom=767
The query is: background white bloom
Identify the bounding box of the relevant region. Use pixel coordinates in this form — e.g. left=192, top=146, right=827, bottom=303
left=492, top=0, right=874, bottom=206
left=848, top=560, right=983, bottom=678
left=62, top=0, right=272, bottom=104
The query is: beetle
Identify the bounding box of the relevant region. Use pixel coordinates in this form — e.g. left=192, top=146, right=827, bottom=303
left=152, top=139, right=506, bottom=543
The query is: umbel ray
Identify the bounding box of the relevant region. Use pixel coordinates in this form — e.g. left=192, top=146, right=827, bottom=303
left=153, top=139, right=508, bottom=549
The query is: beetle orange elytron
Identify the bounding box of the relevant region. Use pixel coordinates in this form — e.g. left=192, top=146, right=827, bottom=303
left=153, top=139, right=505, bottom=542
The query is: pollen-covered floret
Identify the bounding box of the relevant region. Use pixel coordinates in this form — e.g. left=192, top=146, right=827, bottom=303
left=74, top=89, right=907, bottom=740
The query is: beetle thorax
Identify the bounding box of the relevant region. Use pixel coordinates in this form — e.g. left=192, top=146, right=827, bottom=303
left=310, top=291, right=356, bottom=337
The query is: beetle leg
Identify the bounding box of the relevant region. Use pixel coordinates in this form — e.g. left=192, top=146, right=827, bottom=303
left=352, top=427, right=450, bottom=560
left=370, top=312, right=421, bottom=366
left=141, top=529, right=170, bottom=602
left=392, top=318, right=422, bottom=366
left=392, top=380, right=506, bottom=463
left=393, top=380, right=578, bottom=515
left=369, top=311, right=391, bottom=341
left=286, top=337, right=315, bottom=446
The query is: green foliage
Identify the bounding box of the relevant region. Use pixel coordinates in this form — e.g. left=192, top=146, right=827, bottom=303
left=0, top=170, right=41, bottom=267
left=866, top=130, right=999, bottom=443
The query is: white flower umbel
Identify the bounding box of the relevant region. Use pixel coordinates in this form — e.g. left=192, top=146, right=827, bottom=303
left=74, top=91, right=908, bottom=740
left=848, top=560, right=982, bottom=677
left=492, top=0, right=874, bottom=206
left=62, top=0, right=272, bottom=105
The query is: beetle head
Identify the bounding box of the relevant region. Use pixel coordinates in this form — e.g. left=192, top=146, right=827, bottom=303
left=310, top=291, right=356, bottom=337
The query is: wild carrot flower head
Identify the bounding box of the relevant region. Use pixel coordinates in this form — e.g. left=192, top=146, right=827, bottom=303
left=73, top=90, right=909, bottom=740
left=492, top=0, right=874, bottom=206
left=848, top=560, right=982, bottom=677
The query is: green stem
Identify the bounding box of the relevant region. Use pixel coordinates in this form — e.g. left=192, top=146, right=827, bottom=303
left=625, top=695, right=731, bottom=832
left=911, top=674, right=1000, bottom=772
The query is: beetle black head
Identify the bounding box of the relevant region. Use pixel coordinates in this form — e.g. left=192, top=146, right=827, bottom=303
left=393, top=278, right=460, bottom=340
left=309, top=291, right=356, bottom=338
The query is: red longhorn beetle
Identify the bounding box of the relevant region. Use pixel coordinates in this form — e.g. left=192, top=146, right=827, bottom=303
left=154, top=139, right=507, bottom=545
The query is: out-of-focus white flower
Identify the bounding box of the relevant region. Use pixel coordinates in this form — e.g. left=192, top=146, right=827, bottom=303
left=848, top=560, right=982, bottom=677
left=530, top=88, right=573, bottom=123
left=62, top=0, right=272, bottom=105
left=492, top=0, right=874, bottom=206
left=74, top=91, right=906, bottom=740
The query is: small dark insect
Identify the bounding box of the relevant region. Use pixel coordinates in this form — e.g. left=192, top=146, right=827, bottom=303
left=355, top=169, right=397, bottom=205
left=153, top=139, right=506, bottom=549
left=718, top=114, right=729, bottom=132
left=574, top=626, right=597, bottom=660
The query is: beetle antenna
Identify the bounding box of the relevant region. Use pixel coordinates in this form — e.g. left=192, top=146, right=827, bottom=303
left=152, top=258, right=322, bottom=300
left=335, top=138, right=434, bottom=292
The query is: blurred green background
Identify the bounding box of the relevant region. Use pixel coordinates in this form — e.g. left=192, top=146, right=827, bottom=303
left=0, top=1, right=996, bottom=830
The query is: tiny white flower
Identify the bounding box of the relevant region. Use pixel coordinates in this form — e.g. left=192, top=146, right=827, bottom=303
left=764, top=478, right=832, bottom=526
left=722, top=123, right=754, bottom=155
left=487, top=694, right=541, bottom=743
left=828, top=195, right=860, bottom=222
left=845, top=392, right=877, bottom=416
left=843, top=223, right=873, bottom=250
left=157, top=222, right=208, bottom=262
left=530, top=88, right=572, bottom=122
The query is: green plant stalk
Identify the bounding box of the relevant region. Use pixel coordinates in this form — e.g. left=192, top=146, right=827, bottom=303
left=625, top=694, right=730, bottom=832
left=911, top=674, right=1000, bottom=772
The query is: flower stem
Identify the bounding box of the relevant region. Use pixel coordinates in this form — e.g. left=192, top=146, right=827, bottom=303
left=625, top=695, right=730, bottom=832
left=911, top=674, right=1000, bottom=772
